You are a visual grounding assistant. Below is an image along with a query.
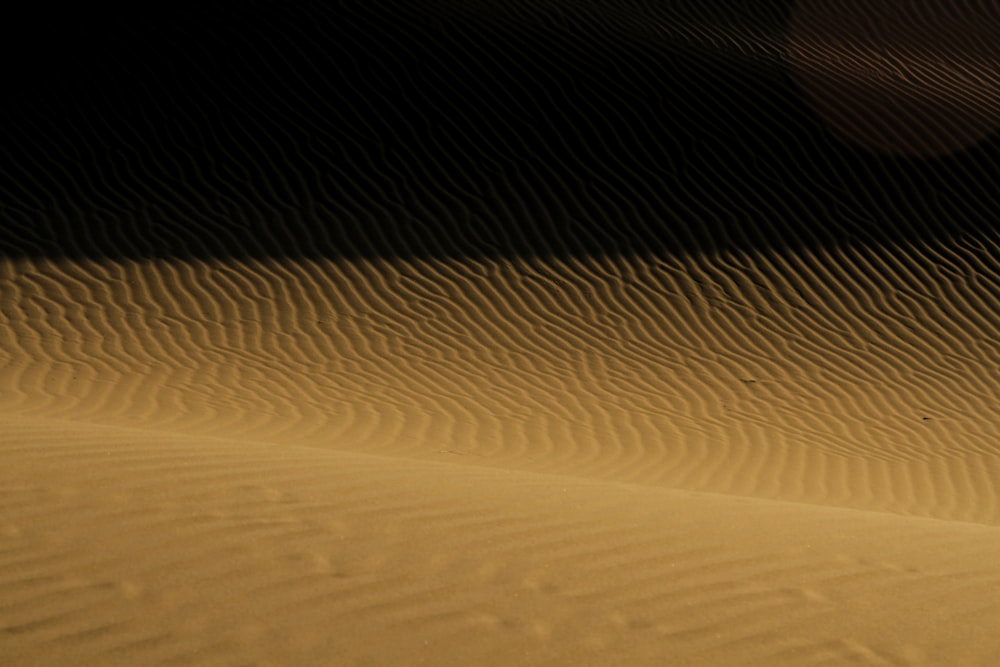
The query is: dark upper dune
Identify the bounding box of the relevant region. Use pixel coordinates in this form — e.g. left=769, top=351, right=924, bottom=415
left=0, top=0, right=997, bottom=261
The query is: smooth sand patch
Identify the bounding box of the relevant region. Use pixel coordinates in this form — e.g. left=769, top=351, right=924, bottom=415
left=3, top=413, right=1000, bottom=666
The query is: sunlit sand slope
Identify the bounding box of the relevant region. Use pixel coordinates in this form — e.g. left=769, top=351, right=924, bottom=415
left=3, top=239, right=1000, bottom=524
left=3, top=414, right=1000, bottom=666
left=3, top=0, right=1000, bottom=664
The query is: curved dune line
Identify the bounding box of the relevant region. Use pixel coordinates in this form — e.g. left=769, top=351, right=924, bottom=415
left=1, top=2, right=1000, bottom=664
left=4, top=233, right=1000, bottom=524
left=3, top=414, right=1000, bottom=665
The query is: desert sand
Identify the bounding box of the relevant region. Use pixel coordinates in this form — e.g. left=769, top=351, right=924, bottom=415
left=3, top=0, right=1000, bottom=665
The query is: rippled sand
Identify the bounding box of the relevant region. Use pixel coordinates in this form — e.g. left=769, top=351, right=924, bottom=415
left=3, top=0, right=1000, bottom=664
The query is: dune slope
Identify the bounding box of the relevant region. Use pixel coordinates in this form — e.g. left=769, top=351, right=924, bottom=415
left=4, top=413, right=1000, bottom=666
left=3, top=0, right=1000, bottom=664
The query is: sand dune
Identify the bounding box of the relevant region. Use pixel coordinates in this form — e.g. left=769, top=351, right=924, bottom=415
left=5, top=413, right=1000, bottom=666
left=3, top=0, right=1000, bottom=664
left=4, top=245, right=1000, bottom=525
left=4, top=239, right=1000, bottom=664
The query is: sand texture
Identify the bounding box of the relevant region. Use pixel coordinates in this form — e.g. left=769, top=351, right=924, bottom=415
left=3, top=0, right=1000, bottom=664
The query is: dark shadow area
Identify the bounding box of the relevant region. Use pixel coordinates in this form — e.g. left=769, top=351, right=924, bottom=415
left=0, top=0, right=997, bottom=261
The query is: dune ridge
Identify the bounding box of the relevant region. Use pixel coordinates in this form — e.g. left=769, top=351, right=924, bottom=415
left=4, top=0, right=1000, bottom=664
left=3, top=234, right=1000, bottom=526
left=5, top=413, right=1000, bottom=666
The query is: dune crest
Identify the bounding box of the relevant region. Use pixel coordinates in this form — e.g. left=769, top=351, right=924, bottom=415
left=3, top=240, right=1000, bottom=525
left=4, top=0, right=1000, bottom=664
left=4, top=413, right=1000, bottom=666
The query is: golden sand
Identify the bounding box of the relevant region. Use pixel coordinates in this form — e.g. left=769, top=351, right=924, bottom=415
left=4, top=242, right=1000, bottom=665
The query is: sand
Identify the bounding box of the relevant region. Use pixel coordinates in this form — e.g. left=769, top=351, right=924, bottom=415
left=4, top=247, right=1000, bottom=665
left=3, top=0, right=1000, bottom=664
